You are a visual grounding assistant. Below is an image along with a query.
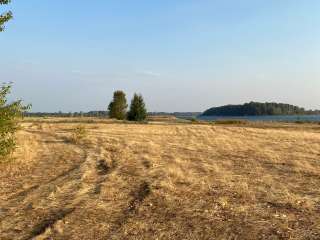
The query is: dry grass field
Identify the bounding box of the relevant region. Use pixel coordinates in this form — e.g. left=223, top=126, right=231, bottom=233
left=1, top=118, right=320, bottom=240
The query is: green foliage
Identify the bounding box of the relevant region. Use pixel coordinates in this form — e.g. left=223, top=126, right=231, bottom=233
left=108, top=91, right=128, bottom=120
left=190, top=118, right=198, bottom=123
left=214, top=119, right=248, bottom=125
left=0, top=84, right=30, bottom=160
left=127, top=93, right=147, bottom=121
left=202, top=102, right=308, bottom=117
left=70, top=125, right=87, bottom=143
left=0, top=0, right=12, bottom=32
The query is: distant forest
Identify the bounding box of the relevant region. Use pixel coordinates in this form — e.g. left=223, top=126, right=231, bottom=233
left=202, top=102, right=320, bottom=116
left=25, top=111, right=201, bottom=118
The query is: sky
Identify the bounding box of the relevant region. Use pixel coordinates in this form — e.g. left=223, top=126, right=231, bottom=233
left=1, top=0, right=320, bottom=112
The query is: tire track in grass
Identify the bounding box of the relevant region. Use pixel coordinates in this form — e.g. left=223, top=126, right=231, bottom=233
left=24, top=208, right=76, bottom=240
left=104, top=181, right=152, bottom=239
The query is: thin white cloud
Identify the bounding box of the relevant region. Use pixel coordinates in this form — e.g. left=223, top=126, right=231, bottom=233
left=136, top=70, right=160, bottom=78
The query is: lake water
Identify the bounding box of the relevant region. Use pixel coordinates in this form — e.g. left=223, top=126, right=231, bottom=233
left=197, top=115, right=320, bottom=123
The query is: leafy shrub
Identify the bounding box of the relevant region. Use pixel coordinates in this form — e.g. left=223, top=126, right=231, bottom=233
left=0, top=84, right=30, bottom=160
left=190, top=118, right=198, bottom=123
left=214, top=119, right=248, bottom=125
left=0, top=0, right=13, bottom=32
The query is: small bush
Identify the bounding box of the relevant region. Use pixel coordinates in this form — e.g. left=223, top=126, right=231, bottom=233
left=0, top=84, right=30, bottom=161
left=70, top=125, right=87, bottom=143
left=294, top=121, right=305, bottom=124
left=214, top=119, right=248, bottom=125
left=190, top=118, right=199, bottom=123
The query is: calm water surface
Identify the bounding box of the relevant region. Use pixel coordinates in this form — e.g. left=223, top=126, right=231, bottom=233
left=197, top=115, right=320, bottom=122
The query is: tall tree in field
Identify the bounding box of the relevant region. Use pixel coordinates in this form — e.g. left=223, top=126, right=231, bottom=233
left=0, top=0, right=12, bottom=32
left=127, top=93, right=147, bottom=121
left=108, top=91, right=128, bottom=120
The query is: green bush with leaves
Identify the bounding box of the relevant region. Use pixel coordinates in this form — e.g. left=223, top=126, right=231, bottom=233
left=0, top=0, right=12, bottom=32
left=0, top=84, right=30, bottom=159
left=127, top=93, right=147, bottom=121
left=108, top=91, right=128, bottom=120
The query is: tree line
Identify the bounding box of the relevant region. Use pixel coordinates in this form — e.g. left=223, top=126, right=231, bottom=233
left=25, top=111, right=109, bottom=118
left=202, top=102, right=319, bottom=116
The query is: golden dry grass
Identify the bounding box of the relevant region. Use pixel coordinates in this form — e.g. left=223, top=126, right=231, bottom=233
left=0, top=118, right=320, bottom=239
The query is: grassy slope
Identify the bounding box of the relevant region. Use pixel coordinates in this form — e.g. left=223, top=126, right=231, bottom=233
left=0, top=119, right=320, bottom=239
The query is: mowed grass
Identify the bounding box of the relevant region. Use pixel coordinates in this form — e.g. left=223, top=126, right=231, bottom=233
left=0, top=118, right=320, bottom=240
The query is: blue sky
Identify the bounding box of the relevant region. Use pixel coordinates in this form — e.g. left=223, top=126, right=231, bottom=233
left=1, top=0, right=319, bottom=112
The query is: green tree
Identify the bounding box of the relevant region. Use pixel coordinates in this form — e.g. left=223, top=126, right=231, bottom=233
left=108, top=90, right=128, bottom=120
left=0, top=84, right=30, bottom=160
left=127, top=93, right=147, bottom=121
left=0, top=0, right=12, bottom=32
